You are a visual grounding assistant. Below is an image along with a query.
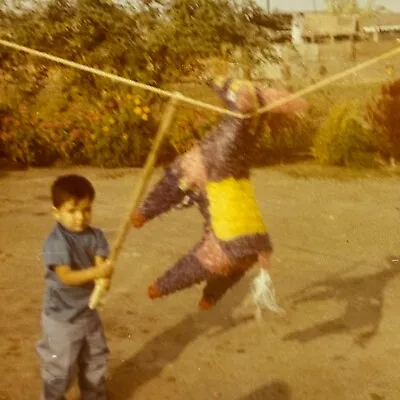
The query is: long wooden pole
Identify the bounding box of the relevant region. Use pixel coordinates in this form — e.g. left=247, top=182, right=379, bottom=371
left=89, top=96, right=181, bottom=309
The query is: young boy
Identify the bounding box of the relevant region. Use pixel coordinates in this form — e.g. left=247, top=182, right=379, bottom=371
left=36, top=174, right=113, bottom=400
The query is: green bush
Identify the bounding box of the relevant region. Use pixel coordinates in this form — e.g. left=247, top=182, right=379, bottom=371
left=312, top=102, right=377, bottom=167
left=0, top=85, right=225, bottom=168
left=165, top=106, right=217, bottom=154
left=252, top=112, right=315, bottom=164
left=0, top=90, right=158, bottom=167
left=0, top=106, right=59, bottom=166
left=79, top=91, right=157, bottom=167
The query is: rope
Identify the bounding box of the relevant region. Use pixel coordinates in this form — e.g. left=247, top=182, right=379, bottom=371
left=1, top=39, right=400, bottom=118
left=0, top=39, right=245, bottom=118
left=255, top=44, right=400, bottom=116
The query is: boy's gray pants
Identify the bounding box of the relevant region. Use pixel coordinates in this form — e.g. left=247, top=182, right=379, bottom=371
left=36, top=311, right=109, bottom=400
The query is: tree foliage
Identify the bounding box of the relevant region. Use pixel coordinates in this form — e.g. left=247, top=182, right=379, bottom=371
left=325, top=0, right=359, bottom=14
left=0, top=0, right=280, bottom=89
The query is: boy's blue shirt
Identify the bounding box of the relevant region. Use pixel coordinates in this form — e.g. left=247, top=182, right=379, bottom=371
left=41, top=222, right=110, bottom=322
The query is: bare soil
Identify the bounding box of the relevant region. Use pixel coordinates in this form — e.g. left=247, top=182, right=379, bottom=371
left=1, top=165, right=400, bottom=400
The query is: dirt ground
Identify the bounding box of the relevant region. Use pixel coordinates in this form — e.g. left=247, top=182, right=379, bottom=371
left=1, top=164, right=400, bottom=400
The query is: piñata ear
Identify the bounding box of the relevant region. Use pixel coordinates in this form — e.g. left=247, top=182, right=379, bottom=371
left=234, top=81, right=259, bottom=114
left=257, top=86, right=308, bottom=115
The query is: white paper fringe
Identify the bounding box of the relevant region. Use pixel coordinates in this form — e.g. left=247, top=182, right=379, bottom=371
left=251, top=268, right=284, bottom=321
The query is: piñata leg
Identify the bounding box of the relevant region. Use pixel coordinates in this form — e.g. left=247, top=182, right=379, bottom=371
left=148, top=230, right=233, bottom=299
left=148, top=252, right=212, bottom=299
left=199, top=255, right=258, bottom=310
left=199, top=270, right=246, bottom=310
left=132, top=166, right=187, bottom=227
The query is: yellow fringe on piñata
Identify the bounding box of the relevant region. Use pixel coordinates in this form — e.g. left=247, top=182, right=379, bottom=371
left=206, top=177, right=266, bottom=241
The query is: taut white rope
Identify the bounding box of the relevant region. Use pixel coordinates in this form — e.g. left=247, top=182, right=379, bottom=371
left=1, top=39, right=400, bottom=119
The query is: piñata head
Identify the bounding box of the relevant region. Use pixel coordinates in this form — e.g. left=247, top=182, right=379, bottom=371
left=209, top=76, right=261, bottom=114
left=209, top=75, right=308, bottom=116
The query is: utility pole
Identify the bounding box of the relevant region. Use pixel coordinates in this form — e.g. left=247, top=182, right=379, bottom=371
left=266, top=0, right=270, bottom=13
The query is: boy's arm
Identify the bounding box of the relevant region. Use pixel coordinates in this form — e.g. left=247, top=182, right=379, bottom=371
left=55, top=261, right=112, bottom=286
left=94, top=255, right=112, bottom=286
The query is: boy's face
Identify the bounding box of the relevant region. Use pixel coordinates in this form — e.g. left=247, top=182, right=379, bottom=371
left=53, top=197, right=93, bottom=232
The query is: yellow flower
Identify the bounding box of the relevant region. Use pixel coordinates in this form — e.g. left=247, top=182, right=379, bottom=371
left=109, top=117, right=115, bottom=125
left=143, top=106, right=150, bottom=114
left=142, top=114, right=148, bottom=121
left=134, top=97, right=141, bottom=105
left=134, top=106, right=142, bottom=115
left=90, top=134, right=96, bottom=141
left=122, top=133, right=128, bottom=141
left=103, top=126, right=110, bottom=133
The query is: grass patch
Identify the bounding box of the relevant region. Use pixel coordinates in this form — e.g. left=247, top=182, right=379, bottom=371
left=264, top=160, right=400, bottom=181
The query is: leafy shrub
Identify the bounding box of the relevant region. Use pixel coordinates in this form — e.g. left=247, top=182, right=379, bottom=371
left=252, top=111, right=315, bottom=164
left=312, top=102, right=377, bottom=167
left=367, top=78, right=400, bottom=161
left=165, top=106, right=217, bottom=154
left=0, top=105, right=58, bottom=166
left=79, top=91, right=157, bottom=167
left=0, top=90, right=157, bottom=167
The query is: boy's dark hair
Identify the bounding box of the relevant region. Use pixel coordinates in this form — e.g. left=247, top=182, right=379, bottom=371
left=51, top=174, right=95, bottom=208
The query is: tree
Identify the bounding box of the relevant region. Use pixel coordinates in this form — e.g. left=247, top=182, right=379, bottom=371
left=326, top=0, right=359, bottom=14
left=135, top=0, right=281, bottom=86
left=1, top=0, right=280, bottom=89
left=367, top=78, right=400, bottom=163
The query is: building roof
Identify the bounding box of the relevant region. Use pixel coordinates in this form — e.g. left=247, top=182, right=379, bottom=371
left=301, top=13, right=358, bottom=37
left=358, top=13, right=400, bottom=32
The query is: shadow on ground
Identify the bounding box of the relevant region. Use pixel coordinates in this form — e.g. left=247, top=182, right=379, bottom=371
left=107, top=272, right=257, bottom=399
left=283, top=256, right=400, bottom=347
left=0, top=169, right=9, bottom=179
left=235, top=380, right=291, bottom=400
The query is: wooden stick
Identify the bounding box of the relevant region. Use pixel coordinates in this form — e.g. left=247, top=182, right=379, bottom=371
left=89, top=95, right=181, bottom=309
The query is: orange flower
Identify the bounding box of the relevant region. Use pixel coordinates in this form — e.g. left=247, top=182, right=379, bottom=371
left=71, top=130, right=80, bottom=139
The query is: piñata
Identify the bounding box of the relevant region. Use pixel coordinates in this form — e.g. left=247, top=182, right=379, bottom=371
left=132, top=76, right=307, bottom=310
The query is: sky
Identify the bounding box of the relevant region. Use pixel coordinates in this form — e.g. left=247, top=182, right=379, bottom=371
left=255, top=0, right=400, bottom=12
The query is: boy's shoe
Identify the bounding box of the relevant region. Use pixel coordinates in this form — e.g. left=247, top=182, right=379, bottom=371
left=198, top=296, right=215, bottom=310
left=148, top=283, right=162, bottom=299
